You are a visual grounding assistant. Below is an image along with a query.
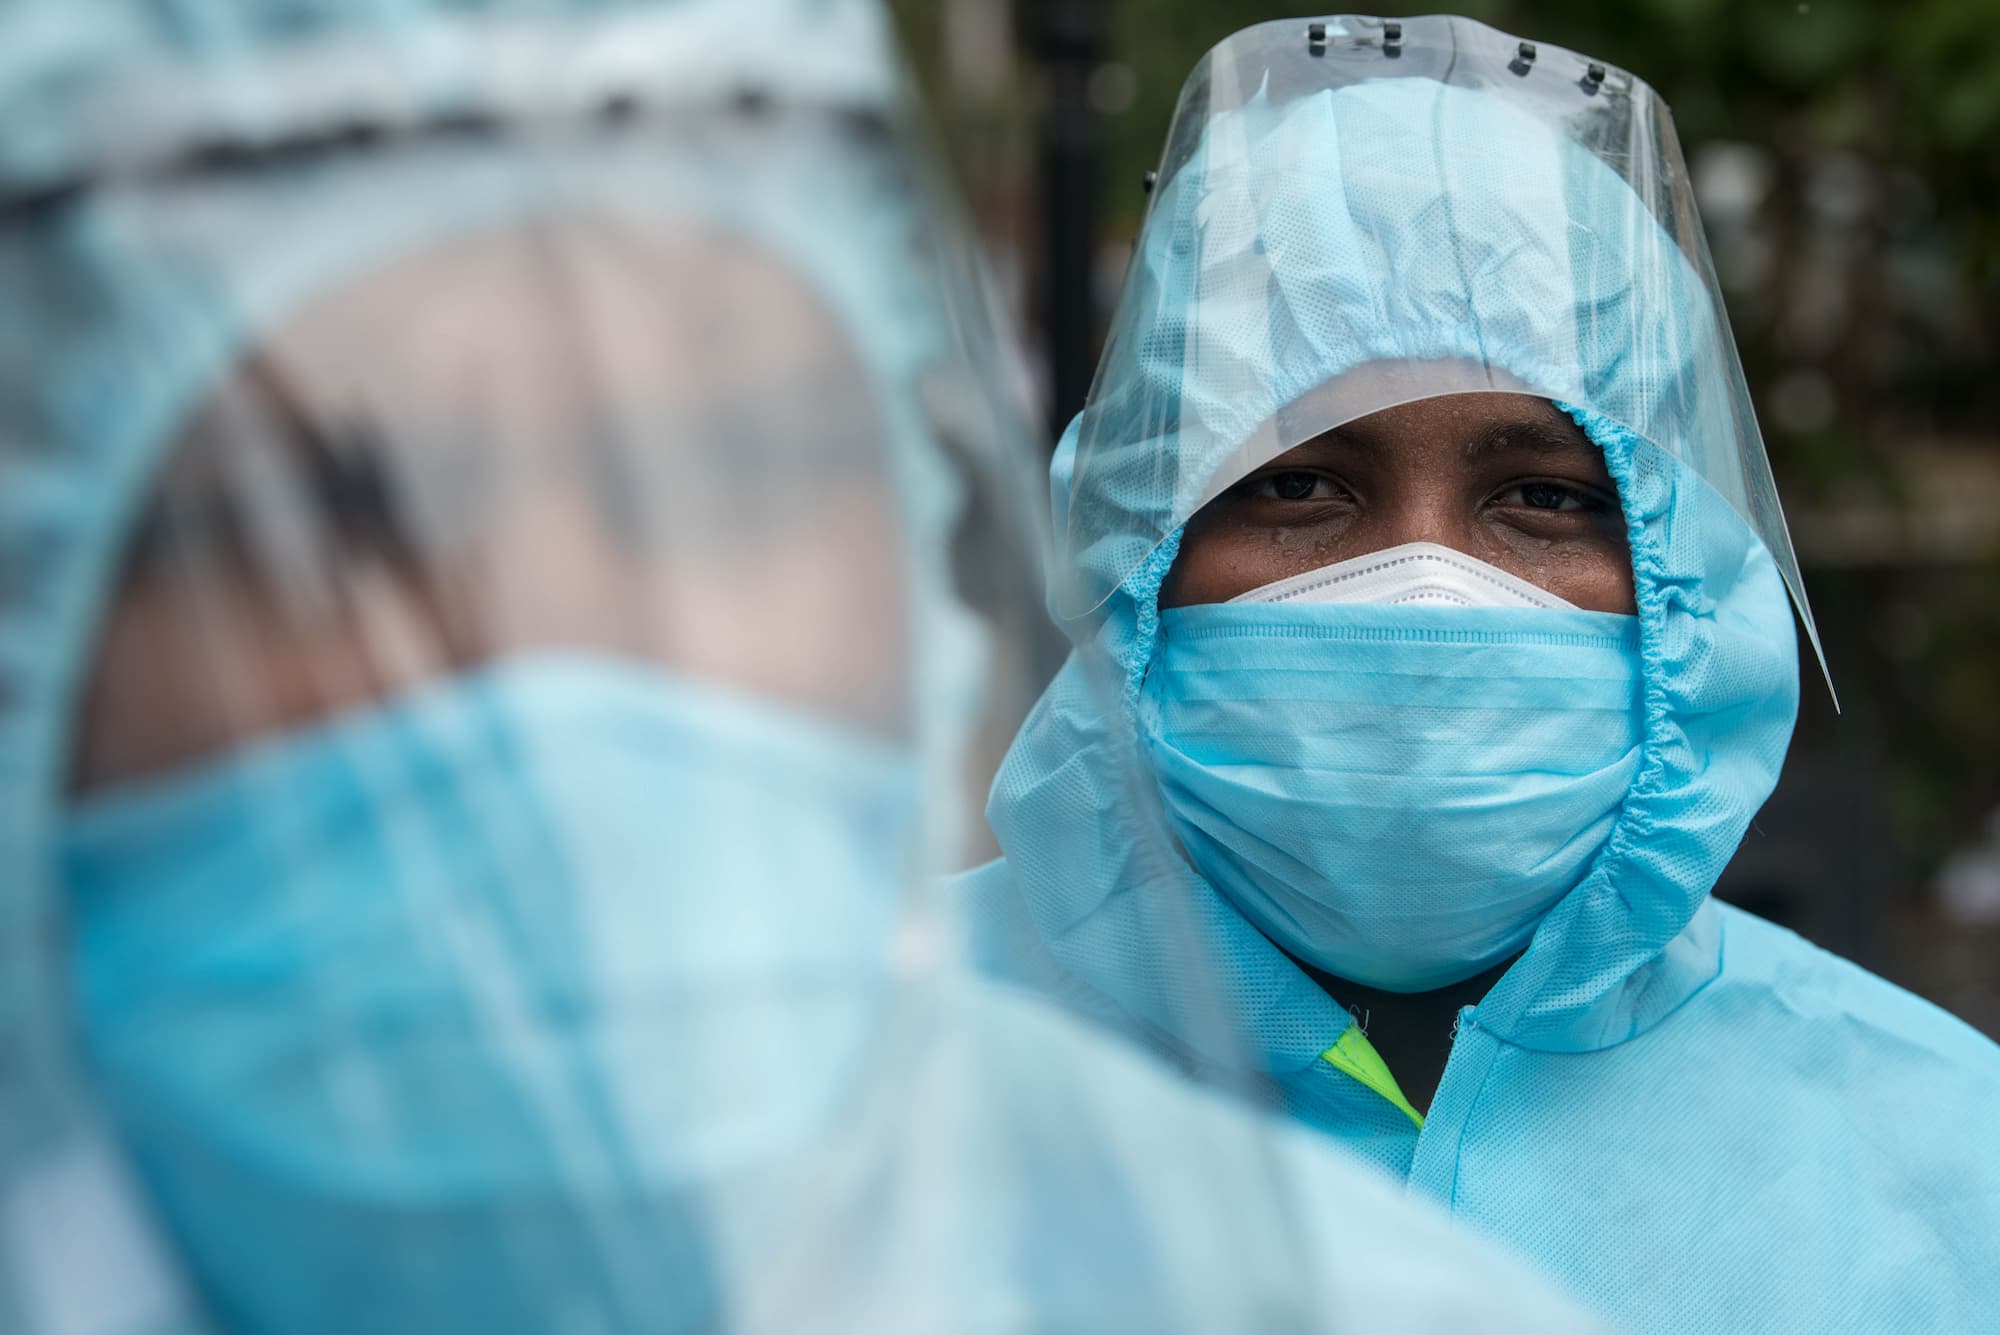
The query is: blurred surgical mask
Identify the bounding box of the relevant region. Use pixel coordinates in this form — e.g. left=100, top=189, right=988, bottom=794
left=63, top=651, right=916, bottom=1333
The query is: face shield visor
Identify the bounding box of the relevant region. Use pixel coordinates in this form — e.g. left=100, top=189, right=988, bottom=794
left=1058, top=14, right=1827, bottom=687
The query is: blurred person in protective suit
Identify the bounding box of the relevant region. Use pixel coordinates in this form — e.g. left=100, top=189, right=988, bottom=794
left=0, top=2, right=1612, bottom=1333
left=962, top=15, right=2000, bottom=1333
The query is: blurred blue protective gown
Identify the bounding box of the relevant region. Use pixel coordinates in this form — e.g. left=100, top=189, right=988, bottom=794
left=961, top=41, right=2000, bottom=1335
left=0, top=4, right=1610, bottom=1333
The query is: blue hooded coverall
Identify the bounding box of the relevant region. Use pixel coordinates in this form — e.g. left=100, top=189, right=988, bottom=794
left=961, top=73, right=2000, bottom=1335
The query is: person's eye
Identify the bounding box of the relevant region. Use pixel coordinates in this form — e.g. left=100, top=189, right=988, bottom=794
left=1498, top=481, right=1604, bottom=513
left=1240, top=470, right=1348, bottom=502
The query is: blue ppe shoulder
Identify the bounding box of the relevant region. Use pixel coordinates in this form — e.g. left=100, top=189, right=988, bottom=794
left=956, top=859, right=1037, bottom=973
left=953, top=857, right=1153, bottom=1046
left=959, top=859, right=2000, bottom=1331
left=1445, top=901, right=2000, bottom=1334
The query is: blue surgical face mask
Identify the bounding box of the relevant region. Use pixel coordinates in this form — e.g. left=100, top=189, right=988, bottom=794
left=60, top=652, right=916, bottom=1335
left=1139, top=601, right=1643, bottom=994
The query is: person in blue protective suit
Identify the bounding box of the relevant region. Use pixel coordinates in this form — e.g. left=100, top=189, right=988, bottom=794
left=0, top=3, right=1614, bottom=1334
left=962, top=15, right=2000, bottom=1333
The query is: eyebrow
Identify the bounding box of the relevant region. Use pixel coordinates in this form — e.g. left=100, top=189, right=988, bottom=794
left=1461, top=418, right=1603, bottom=462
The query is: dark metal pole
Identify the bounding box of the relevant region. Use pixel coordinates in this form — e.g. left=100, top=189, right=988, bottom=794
left=1026, top=0, right=1108, bottom=442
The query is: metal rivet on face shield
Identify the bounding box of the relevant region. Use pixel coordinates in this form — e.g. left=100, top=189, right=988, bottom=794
left=1383, top=20, right=1403, bottom=50
left=1518, top=41, right=1538, bottom=62
left=1581, top=61, right=1607, bottom=94
left=1307, top=21, right=1326, bottom=52
left=1141, top=169, right=1157, bottom=195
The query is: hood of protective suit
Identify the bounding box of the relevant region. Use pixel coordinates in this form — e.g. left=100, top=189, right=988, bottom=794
left=989, top=72, right=1801, bottom=1069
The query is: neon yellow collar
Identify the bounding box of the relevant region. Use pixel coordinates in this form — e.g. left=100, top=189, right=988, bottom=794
left=1321, top=1026, right=1425, bottom=1128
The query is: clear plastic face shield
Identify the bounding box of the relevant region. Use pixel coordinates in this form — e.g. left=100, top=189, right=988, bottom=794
left=1060, top=14, right=1827, bottom=687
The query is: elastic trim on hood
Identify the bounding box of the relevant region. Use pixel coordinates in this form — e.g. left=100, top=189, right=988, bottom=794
left=1471, top=405, right=1797, bottom=1051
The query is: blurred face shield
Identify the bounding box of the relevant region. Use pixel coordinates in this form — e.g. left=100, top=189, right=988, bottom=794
left=60, top=215, right=921, bottom=1333
left=16, top=44, right=1058, bottom=1332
